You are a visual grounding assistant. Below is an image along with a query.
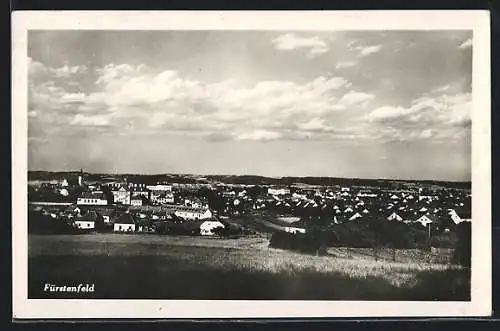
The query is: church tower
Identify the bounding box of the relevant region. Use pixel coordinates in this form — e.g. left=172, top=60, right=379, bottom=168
left=78, top=168, right=84, bottom=186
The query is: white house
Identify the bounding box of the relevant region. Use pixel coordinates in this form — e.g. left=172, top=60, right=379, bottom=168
left=292, top=193, right=307, bottom=200
left=112, top=186, right=131, bottom=205
left=130, top=197, right=143, bottom=206
left=268, top=188, right=291, bottom=196
left=73, top=211, right=98, bottom=230
left=77, top=192, right=108, bottom=206
left=148, top=185, right=174, bottom=204
left=113, top=214, right=136, bottom=232
left=155, top=193, right=175, bottom=204
left=414, top=214, right=435, bottom=227
left=147, top=184, right=172, bottom=192
left=131, top=189, right=149, bottom=199
left=448, top=209, right=472, bottom=225
left=284, top=226, right=306, bottom=234
left=174, top=207, right=213, bottom=220
left=200, top=220, right=225, bottom=236
left=349, top=212, right=363, bottom=221
left=74, top=219, right=95, bottom=230
left=387, top=212, right=403, bottom=222
left=357, top=192, right=378, bottom=198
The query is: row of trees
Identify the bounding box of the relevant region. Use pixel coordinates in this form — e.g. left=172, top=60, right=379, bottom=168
left=269, top=219, right=472, bottom=267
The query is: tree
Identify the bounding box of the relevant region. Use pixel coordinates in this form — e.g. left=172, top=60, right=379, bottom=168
left=452, top=221, right=471, bottom=267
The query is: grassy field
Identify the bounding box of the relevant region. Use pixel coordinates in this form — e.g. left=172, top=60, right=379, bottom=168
left=28, top=233, right=470, bottom=300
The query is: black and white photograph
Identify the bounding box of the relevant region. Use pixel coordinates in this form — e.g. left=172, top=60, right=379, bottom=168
left=12, top=11, right=491, bottom=319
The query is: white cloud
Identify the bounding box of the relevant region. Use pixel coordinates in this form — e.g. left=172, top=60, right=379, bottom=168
left=420, top=129, right=434, bottom=139
left=272, top=33, right=328, bottom=58
left=459, top=38, right=473, bottom=49
left=70, top=114, right=111, bottom=127
left=366, top=106, right=412, bottom=121
left=29, top=61, right=381, bottom=142
left=306, top=46, right=329, bottom=58
left=28, top=57, right=48, bottom=76
left=297, top=117, right=327, bottom=131
left=364, top=91, right=471, bottom=142
left=29, top=58, right=88, bottom=79
left=355, top=45, right=383, bottom=57
left=236, top=130, right=282, bottom=141
left=335, top=61, right=357, bottom=69
left=54, top=64, right=88, bottom=78
left=433, top=84, right=451, bottom=93
left=86, top=65, right=352, bottom=133
left=339, top=91, right=375, bottom=108
left=60, top=92, right=86, bottom=103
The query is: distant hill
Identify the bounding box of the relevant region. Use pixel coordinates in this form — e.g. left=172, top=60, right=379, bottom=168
left=27, top=171, right=471, bottom=190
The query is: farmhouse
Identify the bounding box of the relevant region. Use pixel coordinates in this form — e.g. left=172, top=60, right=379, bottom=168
left=77, top=192, right=108, bottom=206
left=74, top=211, right=99, bottom=230
left=200, top=220, right=225, bottom=236
left=113, top=213, right=136, bottom=232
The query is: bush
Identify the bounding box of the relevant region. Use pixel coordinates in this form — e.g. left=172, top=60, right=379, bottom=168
left=28, top=211, right=75, bottom=234
left=269, top=230, right=327, bottom=255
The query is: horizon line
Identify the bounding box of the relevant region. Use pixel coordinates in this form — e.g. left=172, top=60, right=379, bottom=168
left=27, top=169, right=472, bottom=184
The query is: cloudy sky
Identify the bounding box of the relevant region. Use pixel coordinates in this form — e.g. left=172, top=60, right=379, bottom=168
left=28, top=30, right=472, bottom=181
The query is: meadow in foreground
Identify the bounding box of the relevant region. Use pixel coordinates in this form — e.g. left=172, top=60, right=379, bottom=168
left=28, top=234, right=470, bottom=300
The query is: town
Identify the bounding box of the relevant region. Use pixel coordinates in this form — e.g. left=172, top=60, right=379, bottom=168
left=28, top=169, right=471, bottom=245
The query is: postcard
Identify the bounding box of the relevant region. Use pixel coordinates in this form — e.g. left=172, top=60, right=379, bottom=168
left=11, top=10, right=491, bottom=319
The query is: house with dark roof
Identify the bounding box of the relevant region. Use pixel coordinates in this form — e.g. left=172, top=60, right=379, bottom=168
left=448, top=208, right=472, bottom=224
left=387, top=211, right=403, bottom=222
left=77, top=192, right=108, bottom=206
left=74, top=211, right=101, bottom=230
left=113, top=213, right=136, bottom=232
left=414, top=214, right=437, bottom=227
